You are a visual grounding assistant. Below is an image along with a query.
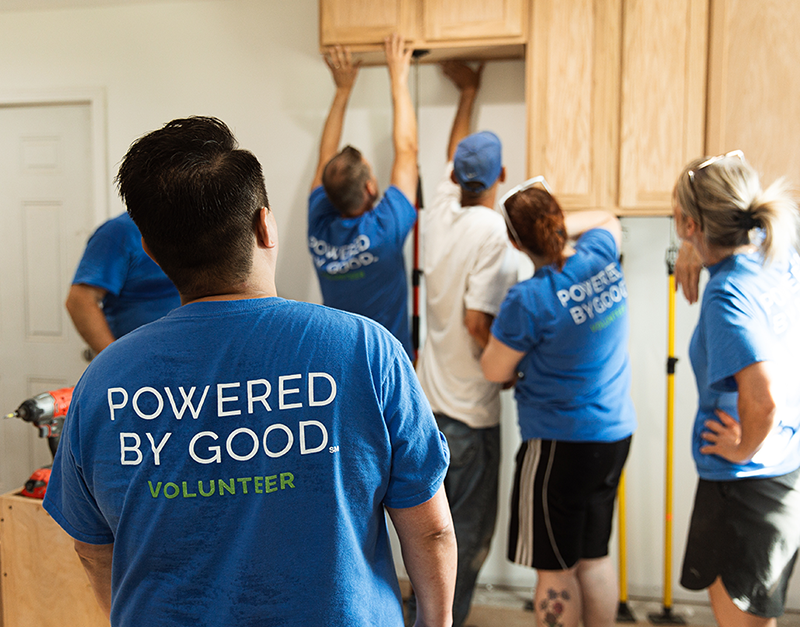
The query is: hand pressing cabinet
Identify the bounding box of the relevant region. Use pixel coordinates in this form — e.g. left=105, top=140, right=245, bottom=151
left=319, top=0, right=527, bottom=63
left=526, top=0, right=709, bottom=216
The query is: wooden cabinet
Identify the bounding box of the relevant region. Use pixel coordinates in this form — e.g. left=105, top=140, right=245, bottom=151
left=526, top=0, right=709, bottom=215
left=319, top=0, right=527, bottom=63
left=706, top=0, right=800, bottom=187
left=0, top=491, right=107, bottom=627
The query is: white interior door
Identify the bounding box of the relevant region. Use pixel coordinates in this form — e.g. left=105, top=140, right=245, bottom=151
left=0, top=102, right=96, bottom=495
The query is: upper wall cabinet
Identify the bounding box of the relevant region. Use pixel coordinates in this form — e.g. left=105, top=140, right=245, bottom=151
left=526, top=0, right=709, bottom=215
left=319, top=0, right=527, bottom=63
left=706, top=0, right=800, bottom=188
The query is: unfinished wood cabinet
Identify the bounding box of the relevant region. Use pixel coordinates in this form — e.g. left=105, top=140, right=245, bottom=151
left=0, top=491, right=108, bottom=627
left=319, top=0, right=526, bottom=63
left=706, top=0, right=800, bottom=187
left=423, top=0, right=526, bottom=41
left=526, top=0, right=709, bottom=215
left=319, top=0, right=419, bottom=48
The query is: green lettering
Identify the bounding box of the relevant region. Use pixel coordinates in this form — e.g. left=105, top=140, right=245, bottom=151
left=182, top=481, right=197, bottom=498
left=219, top=478, right=235, bottom=495
left=254, top=476, right=263, bottom=493
left=265, top=475, right=278, bottom=493
left=148, top=481, right=162, bottom=498
left=164, top=482, right=180, bottom=499
left=198, top=480, right=216, bottom=497
left=237, top=477, right=252, bottom=494
left=280, top=472, right=295, bottom=490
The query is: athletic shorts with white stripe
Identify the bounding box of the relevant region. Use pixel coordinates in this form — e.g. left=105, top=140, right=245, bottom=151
left=508, top=436, right=631, bottom=570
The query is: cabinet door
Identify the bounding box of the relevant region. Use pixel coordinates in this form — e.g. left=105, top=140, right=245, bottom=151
left=423, top=0, right=526, bottom=42
left=527, top=0, right=620, bottom=210
left=706, top=0, right=800, bottom=186
left=617, top=0, right=708, bottom=214
left=320, top=0, right=418, bottom=47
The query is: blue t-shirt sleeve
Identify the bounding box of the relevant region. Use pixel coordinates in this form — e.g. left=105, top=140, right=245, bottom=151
left=371, top=186, right=417, bottom=248
left=43, top=395, right=114, bottom=545
left=72, top=219, right=133, bottom=296
left=381, top=341, right=449, bottom=509
left=491, top=285, right=538, bottom=353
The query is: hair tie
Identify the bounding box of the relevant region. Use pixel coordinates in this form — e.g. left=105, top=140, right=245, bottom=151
left=739, top=209, right=760, bottom=231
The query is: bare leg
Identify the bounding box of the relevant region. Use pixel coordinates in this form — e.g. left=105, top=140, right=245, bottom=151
left=708, top=577, right=777, bottom=627
left=575, top=556, right=618, bottom=627
left=534, top=568, right=581, bottom=627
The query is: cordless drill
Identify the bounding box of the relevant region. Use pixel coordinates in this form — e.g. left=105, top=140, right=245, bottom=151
left=5, top=386, right=74, bottom=457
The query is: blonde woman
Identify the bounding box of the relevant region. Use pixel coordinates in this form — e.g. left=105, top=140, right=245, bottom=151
left=673, top=151, right=800, bottom=627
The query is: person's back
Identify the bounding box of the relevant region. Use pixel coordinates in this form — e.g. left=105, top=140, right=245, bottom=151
left=417, top=169, right=516, bottom=425
left=43, top=115, right=456, bottom=627
left=48, top=298, right=444, bottom=626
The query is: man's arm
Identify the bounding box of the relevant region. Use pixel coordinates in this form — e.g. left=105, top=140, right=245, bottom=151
left=311, top=45, right=361, bottom=191
left=65, top=283, right=115, bottom=354
left=74, top=540, right=113, bottom=618
left=385, top=33, right=418, bottom=202
left=441, top=61, right=484, bottom=161
left=386, top=486, right=456, bottom=627
left=464, top=309, right=493, bottom=350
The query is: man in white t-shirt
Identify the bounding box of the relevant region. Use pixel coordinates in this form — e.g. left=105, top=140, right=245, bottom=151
left=413, top=61, right=518, bottom=627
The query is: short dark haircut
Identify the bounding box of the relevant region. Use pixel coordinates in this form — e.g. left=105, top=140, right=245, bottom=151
left=116, top=116, right=268, bottom=296
left=322, top=145, right=371, bottom=216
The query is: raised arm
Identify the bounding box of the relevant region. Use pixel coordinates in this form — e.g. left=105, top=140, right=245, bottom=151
left=441, top=61, right=484, bottom=161
left=385, top=33, right=418, bottom=202
left=564, top=210, right=623, bottom=252
left=311, top=45, right=361, bottom=191
left=65, top=283, right=116, bottom=354
left=386, top=486, right=456, bottom=627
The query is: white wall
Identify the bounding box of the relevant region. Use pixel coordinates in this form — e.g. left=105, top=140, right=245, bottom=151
left=1, top=0, right=795, bottom=608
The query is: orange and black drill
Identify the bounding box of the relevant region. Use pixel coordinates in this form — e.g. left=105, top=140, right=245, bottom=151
left=5, top=386, right=73, bottom=458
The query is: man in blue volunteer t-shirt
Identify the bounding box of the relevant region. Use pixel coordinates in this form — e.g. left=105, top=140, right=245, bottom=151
left=308, top=34, right=418, bottom=359
left=66, top=212, right=180, bottom=355
left=43, top=116, right=456, bottom=627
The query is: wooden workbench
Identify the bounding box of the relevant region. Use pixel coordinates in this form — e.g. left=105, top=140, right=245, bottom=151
left=0, top=490, right=108, bottom=627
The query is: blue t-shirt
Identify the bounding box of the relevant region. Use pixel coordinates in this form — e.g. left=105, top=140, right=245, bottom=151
left=491, top=229, right=636, bottom=442
left=308, top=186, right=417, bottom=358
left=72, top=213, right=180, bottom=338
left=689, top=249, right=800, bottom=480
left=43, top=298, right=448, bottom=627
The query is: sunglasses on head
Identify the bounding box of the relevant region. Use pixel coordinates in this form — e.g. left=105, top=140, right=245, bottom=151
left=498, top=176, right=553, bottom=247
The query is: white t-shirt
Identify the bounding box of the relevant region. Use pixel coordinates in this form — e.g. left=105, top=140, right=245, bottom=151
left=417, top=163, right=519, bottom=428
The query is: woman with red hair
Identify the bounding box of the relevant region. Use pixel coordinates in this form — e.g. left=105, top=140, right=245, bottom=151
left=481, top=180, right=636, bottom=627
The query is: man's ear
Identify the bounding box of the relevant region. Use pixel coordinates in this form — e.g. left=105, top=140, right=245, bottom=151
left=256, top=206, right=277, bottom=249
left=450, top=170, right=459, bottom=186
left=498, top=166, right=506, bottom=184
left=140, top=237, right=160, bottom=266
left=365, top=178, right=378, bottom=198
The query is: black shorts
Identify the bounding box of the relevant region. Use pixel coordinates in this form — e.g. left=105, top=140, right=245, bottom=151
left=508, top=436, right=631, bottom=570
left=681, top=467, right=800, bottom=618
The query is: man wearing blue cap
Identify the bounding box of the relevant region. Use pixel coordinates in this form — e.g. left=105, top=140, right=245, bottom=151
left=413, top=61, right=519, bottom=627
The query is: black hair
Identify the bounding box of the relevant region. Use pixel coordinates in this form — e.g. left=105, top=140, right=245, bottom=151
left=116, top=116, right=268, bottom=296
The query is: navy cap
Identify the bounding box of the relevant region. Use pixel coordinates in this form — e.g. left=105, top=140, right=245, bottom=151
left=453, top=131, right=502, bottom=192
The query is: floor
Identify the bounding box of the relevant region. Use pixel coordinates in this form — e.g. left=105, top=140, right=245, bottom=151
left=413, top=584, right=800, bottom=627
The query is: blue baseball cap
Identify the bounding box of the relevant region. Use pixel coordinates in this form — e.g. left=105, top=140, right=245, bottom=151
left=453, top=131, right=503, bottom=191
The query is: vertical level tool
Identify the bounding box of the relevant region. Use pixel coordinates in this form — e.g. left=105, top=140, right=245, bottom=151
left=648, top=234, right=685, bottom=625
left=616, top=469, right=636, bottom=622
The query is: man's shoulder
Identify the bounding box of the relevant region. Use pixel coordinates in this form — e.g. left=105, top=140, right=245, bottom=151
left=92, top=213, right=140, bottom=242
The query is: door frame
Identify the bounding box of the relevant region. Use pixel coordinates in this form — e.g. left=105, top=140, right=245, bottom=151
left=0, top=87, right=109, bottom=225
